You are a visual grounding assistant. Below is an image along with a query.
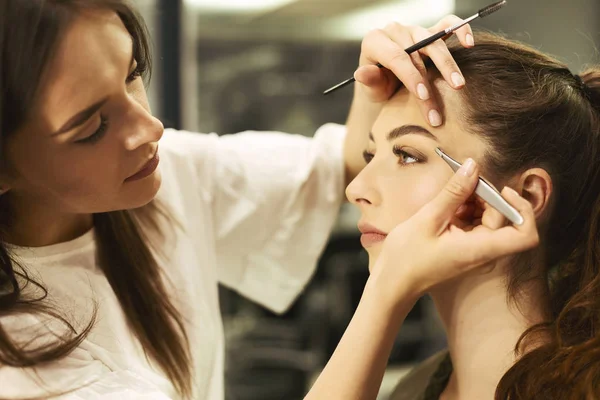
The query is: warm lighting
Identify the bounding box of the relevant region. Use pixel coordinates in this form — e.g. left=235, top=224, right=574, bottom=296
left=325, top=0, right=456, bottom=40
left=185, top=0, right=296, bottom=14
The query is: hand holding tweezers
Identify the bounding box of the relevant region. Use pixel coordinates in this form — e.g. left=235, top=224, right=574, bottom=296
left=435, top=148, right=524, bottom=225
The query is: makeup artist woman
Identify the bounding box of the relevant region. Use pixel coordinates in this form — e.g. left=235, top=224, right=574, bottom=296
left=0, top=1, right=535, bottom=399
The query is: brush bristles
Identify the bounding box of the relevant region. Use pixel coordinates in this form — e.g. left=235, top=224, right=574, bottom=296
left=479, top=0, right=506, bottom=18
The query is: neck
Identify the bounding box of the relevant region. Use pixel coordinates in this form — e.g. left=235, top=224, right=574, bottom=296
left=1, top=193, right=93, bottom=247
left=431, top=259, right=547, bottom=400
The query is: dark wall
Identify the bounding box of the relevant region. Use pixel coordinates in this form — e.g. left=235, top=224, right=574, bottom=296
left=456, top=0, right=600, bottom=71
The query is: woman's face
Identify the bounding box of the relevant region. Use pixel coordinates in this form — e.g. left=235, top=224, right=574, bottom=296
left=346, top=81, right=490, bottom=268
left=2, top=10, right=163, bottom=215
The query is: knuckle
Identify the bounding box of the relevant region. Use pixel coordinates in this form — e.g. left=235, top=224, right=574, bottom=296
left=384, top=21, right=404, bottom=33
left=411, top=69, right=424, bottom=82
left=409, top=52, right=421, bottom=63
left=442, top=14, right=461, bottom=24
left=389, top=51, right=410, bottom=65
left=412, top=60, right=427, bottom=74
left=430, top=39, right=447, bottom=51
left=445, top=179, right=467, bottom=198
left=413, top=26, right=432, bottom=40
left=443, top=57, right=458, bottom=69
left=363, top=29, right=384, bottom=46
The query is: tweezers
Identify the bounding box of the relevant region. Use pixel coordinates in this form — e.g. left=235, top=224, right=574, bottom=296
left=435, top=148, right=524, bottom=225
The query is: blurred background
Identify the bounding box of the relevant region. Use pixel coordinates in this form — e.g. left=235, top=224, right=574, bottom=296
left=134, top=0, right=600, bottom=398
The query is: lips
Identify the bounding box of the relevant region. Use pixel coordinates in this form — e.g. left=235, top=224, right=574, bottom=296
left=125, top=146, right=160, bottom=182
left=357, top=222, right=388, bottom=248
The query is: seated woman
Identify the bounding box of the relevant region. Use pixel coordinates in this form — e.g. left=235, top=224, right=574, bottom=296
left=344, top=32, right=600, bottom=399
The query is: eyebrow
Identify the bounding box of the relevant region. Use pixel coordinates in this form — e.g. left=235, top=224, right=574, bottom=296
left=368, top=124, right=438, bottom=142
left=51, top=98, right=109, bottom=136
left=51, top=44, right=136, bottom=136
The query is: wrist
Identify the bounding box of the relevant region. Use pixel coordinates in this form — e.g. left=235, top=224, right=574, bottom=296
left=363, top=271, right=420, bottom=316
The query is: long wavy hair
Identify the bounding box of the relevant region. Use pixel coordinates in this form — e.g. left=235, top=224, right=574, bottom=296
left=0, top=1, right=191, bottom=398
left=435, top=32, right=600, bottom=399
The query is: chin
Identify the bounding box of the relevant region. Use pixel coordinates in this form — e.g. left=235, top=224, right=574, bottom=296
left=124, top=169, right=162, bottom=209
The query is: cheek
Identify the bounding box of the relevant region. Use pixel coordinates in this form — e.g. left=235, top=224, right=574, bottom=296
left=366, top=172, right=446, bottom=268
left=383, top=171, right=447, bottom=225
left=10, top=139, right=122, bottom=203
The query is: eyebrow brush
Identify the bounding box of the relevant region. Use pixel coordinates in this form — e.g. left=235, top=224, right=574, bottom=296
left=323, top=0, right=507, bottom=95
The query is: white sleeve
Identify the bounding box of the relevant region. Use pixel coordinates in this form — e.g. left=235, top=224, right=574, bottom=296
left=0, top=348, right=171, bottom=400
left=54, top=370, right=174, bottom=400
left=0, top=341, right=172, bottom=400
left=210, top=124, right=346, bottom=313
left=158, top=124, right=346, bottom=313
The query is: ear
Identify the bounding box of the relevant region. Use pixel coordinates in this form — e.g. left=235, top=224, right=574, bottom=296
left=516, top=168, right=553, bottom=220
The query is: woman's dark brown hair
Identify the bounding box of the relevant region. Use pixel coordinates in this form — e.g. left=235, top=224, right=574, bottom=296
left=437, top=33, right=600, bottom=399
left=0, top=1, right=191, bottom=398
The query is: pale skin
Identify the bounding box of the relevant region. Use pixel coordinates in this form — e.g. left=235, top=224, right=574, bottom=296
left=345, top=84, right=550, bottom=400
left=305, top=18, right=549, bottom=400
left=306, top=137, right=541, bottom=399
left=1, top=8, right=543, bottom=400
left=306, top=85, right=544, bottom=398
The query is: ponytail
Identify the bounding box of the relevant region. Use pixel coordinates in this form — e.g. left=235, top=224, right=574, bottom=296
left=496, top=67, right=600, bottom=399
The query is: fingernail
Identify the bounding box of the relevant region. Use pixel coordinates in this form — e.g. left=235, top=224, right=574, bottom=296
left=428, top=109, right=442, bottom=127
left=466, top=34, right=475, bottom=47
left=451, top=72, right=465, bottom=88
left=460, top=158, right=476, bottom=176
left=353, top=66, right=367, bottom=81
left=417, top=83, right=430, bottom=100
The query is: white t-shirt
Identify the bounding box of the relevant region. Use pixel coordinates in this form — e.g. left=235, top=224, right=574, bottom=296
left=0, top=124, right=346, bottom=400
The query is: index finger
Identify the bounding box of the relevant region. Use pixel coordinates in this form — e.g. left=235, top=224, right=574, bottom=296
left=361, top=28, right=435, bottom=111
left=429, top=15, right=475, bottom=48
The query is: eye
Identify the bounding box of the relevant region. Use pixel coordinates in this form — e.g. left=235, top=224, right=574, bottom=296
left=393, top=146, right=421, bottom=166
left=76, top=116, right=108, bottom=145
left=126, top=61, right=146, bottom=84
left=126, top=68, right=141, bottom=84
left=362, top=150, right=374, bottom=163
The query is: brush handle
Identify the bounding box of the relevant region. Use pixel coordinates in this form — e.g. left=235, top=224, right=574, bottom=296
left=323, top=30, right=448, bottom=95
left=405, top=30, right=448, bottom=54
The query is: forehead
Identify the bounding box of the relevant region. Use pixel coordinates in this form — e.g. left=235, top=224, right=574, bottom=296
left=37, top=10, right=133, bottom=132
left=373, top=79, right=488, bottom=161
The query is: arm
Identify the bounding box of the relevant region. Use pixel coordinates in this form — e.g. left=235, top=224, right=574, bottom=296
left=305, top=279, right=416, bottom=400
left=305, top=160, right=539, bottom=399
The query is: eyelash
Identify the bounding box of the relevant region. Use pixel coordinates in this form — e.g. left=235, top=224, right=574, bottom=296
left=362, top=146, right=423, bottom=166
left=76, top=116, right=108, bottom=144
left=76, top=62, right=145, bottom=145
left=126, top=65, right=143, bottom=83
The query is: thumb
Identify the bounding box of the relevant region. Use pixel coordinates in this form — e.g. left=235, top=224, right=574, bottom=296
left=418, top=158, right=479, bottom=232
left=354, top=65, right=397, bottom=103
left=354, top=65, right=386, bottom=86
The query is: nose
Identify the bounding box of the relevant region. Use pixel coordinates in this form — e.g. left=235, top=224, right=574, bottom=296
left=122, top=97, right=164, bottom=151
left=345, top=163, right=381, bottom=208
